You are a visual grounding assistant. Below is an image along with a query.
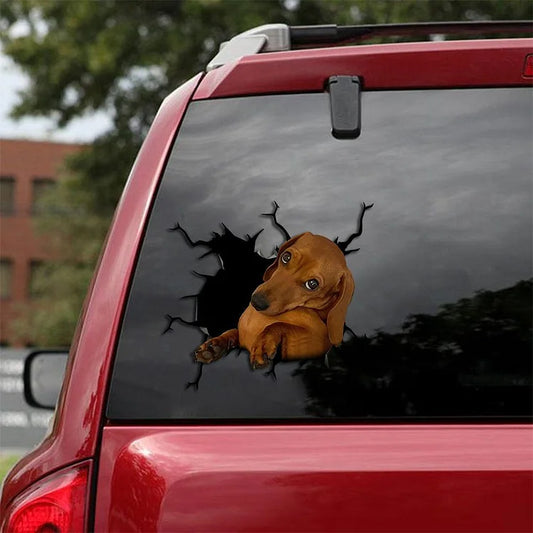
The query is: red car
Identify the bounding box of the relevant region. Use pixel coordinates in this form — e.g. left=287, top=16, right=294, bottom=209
left=2, top=21, right=532, bottom=532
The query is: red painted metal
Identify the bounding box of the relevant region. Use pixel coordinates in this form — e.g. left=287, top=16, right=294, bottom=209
left=94, top=425, right=533, bottom=532
left=0, top=73, right=203, bottom=514
left=194, top=39, right=533, bottom=100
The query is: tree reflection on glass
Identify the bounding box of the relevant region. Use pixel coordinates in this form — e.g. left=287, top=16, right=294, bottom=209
left=295, top=279, right=532, bottom=418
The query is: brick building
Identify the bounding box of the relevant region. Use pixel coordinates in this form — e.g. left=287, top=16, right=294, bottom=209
left=0, top=139, right=83, bottom=346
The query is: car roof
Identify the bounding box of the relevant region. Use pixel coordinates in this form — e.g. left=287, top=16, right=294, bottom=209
left=206, top=21, right=533, bottom=71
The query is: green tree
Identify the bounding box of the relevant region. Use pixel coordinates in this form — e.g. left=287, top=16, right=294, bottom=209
left=1, top=0, right=531, bottom=345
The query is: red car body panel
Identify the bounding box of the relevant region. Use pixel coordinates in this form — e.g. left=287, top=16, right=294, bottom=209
left=2, top=36, right=532, bottom=531
left=94, top=425, right=533, bottom=532
left=194, top=39, right=533, bottom=100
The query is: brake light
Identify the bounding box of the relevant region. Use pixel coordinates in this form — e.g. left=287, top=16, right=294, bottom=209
left=523, top=54, right=533, bottom=78
left=2, top=462, right=90, bottom=533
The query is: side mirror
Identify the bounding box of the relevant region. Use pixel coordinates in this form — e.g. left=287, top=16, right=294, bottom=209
left=23, top=350, right=69, bottom=409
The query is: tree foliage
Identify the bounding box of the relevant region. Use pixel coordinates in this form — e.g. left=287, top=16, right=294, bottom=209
left=1, top=0, right=531, bottom=345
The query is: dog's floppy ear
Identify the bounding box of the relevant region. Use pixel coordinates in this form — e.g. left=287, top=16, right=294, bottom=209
left=327, top=270, right=355, bottom=346
left=263, top=233, right=310, bottom=281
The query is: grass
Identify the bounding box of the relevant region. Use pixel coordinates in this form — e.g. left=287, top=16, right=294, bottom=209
left=0, top=455, right=21, bottom=485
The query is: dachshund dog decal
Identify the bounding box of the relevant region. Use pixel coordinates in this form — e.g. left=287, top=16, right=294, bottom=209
left=195, top=232, right=354, bottom=369
left=166, top=202, right=372, bottom=384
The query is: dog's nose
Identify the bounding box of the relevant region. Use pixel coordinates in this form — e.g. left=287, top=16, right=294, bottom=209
left=251, top=292, right=269, bottom=311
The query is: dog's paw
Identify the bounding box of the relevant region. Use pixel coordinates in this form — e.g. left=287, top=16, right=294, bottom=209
left=249, top=336, right=278, bottom=370
left=195, top=336, right=234, bottom=364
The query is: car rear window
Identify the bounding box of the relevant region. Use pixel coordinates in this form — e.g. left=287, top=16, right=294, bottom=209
left=107, top=87, right=532, bottom=421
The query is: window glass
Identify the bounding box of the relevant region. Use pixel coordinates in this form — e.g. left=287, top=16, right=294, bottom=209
left=28, top=260, right=45, bottom=299
left=0, top=177, right=15, bottom=215
left=31, top=178, right=56, bottom=214
left=0, top=259, right=13, bottom=300
left=108, top=88, right=532, bottom=420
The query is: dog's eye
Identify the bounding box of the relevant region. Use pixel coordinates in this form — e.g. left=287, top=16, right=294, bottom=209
left=305, top=279, right=319, bottom=291
left=281, top=251, right=291, bottom=264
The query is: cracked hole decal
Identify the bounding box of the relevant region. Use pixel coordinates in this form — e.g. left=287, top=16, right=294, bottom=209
left=165, top=202, right=373, bottom=388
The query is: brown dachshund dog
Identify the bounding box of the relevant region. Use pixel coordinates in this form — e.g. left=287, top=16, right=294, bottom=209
left=195, top=232, right=355, bottom=369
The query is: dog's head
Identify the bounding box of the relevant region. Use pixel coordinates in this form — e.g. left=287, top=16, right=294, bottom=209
left=250, top=232, right=354, bottom=346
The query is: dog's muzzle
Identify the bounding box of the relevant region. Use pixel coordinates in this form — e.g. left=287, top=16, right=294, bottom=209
left=251, top=292, right=269, bottom=311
